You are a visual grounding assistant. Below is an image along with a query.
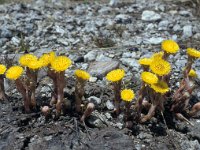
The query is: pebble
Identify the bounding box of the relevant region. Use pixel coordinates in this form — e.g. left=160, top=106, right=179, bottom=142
left=141, top=10, right=161, bottom=21
left=88, top=61, right=119, bottom=79
left=182, top=25, right=193, bottom=38
left=88, top=96, right=101, bottom=105
left=106, top=100, right=114, bottom=110
left=84, top=50, right=97, bottom=62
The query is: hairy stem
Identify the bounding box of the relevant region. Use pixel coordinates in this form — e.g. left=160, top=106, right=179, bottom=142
left=0, top=75, right=7, bottom=100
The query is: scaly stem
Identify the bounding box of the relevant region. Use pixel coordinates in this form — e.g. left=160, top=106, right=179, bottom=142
left=135, top=82, right=145, bottom=119
left=15, top=78, right=30, bottom=113
left=113, top=81, right=121, bottom=115
left=47, top=69, right=57, bottom=106
left=75, top=79, right=85, bottom=113
left=0, top=75, right=7, bottom=101
left=55, top=72, right=65, bottom=116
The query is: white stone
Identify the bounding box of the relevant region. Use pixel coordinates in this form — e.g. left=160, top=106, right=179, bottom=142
left=106, top=100, right=114, bottom=110
left=182, top=25, right=193, bottom=38
left=84, top=50, right=97, bottom=62
left=141, top=10, right=161, bottom=21
left=145, top=37, right=164, bottom=45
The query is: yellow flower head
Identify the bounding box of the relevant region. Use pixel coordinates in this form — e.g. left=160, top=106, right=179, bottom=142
left=49, top=51, right=56, bottom=63
left=75, top=69, right=90, bottom=80
left=187, top=48, right=200, bottom=59
left=27, top=60, right=43, bottom=70
left=51, top=56, right=72, bottom=72
left=121, top=89, right=135, bottom=102
left=106, top=69, right=125, bottom=82
left=151, top=51, right=164, bottom=60
left=6, top=66, right=23, bottom=80
left=151, top=80, right=169, bottom=94
left=150, top=59, right=171, bottom=76
left=19, top=54, right=38, bottom=67
left=161, top=40, right=179, bottom=54
left=39, top=53, right=51, bottom=67
left=138, top=58, right=152, bottom=66
left=0, top=64, right=6, bottom=75
left=189, top=69, right=198, bottom=78
left=141, top=72, right=158, bottom=84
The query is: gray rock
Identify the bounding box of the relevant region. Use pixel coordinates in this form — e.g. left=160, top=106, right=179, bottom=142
left=89, top=77, right=97, bottom=82
left=158, top=20, right=169, bottom=30
left=86, top=115, right=106, bottom=128
left=173, top=24, right=181, bottom=32
left=122, top=52, right=136, bottom=58
left=84, top=50, right=97, bottom=62
left=144, top=37, right=164, bottom=45
left=0, top=29, right=12, bottom=38
left=88, top=61, right=119, bottom=78
left=109, top=0, right=119, bottom=6
left=179, top=10, right=191, bottom=17
left=57, top=38, right=68, bottom=46
left=98, top=7, right=111, bottom=15
left=141, top=10, right=161, bottom=21
left=106, top=100, right=114, bottom=110
left=96, top=53, right=112, bottom=61
left=0, top=38, right=8, bottom=47
left=88, top=96, right=101, bottom=105
left=182, top=25, right=193, bottom=38
left=115, top=14, right=132, bottom=24
left=120, top=58, right=139, bottom=69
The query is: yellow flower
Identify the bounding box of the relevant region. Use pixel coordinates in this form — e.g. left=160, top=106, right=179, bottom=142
left=49, top=51, right=56, bottom=63
left=27, top=60, right=43, bottom=70
left=121, top=89, right=135, bottom=102
left=189, top=69, right=198, bottom=78
left=39, top=53, right=51, bottom=67
left=51, top=56, right=72, bottom=72
left=19, top=54, right=38, bottom=67
left=151, top=51, right=164, bottom=60
left=0, top=64, right=6, bottom=75
left=6, top=66, right=23, bottom=80
left=138, top=58, right=152, bottom=66
left=161, top=40, right=179, bottom=54
left=151, top=80, right=169, bottom=94
left=150, top=59, right=171, bottom=76
left=106, top=69, right=125, bottom=82
left=141, top=72, right=158, bottom=84
left=187, top=48, right=200, bottom=58
left=75, top=69, right=90, bottom=80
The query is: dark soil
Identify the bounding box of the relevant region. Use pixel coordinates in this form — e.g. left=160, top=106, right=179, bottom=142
left=1, top=75, right=200, bottom=150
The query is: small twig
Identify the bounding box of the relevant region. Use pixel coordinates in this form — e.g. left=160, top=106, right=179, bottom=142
left=83, top=121, right=91, bottom=141
left=161, top=111, right=169, bottom=131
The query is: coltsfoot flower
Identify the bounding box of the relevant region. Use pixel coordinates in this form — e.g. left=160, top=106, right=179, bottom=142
left=106, top=69, right=125, bottom=82
left=151, top=80, right=169, bottom=94
left=75, top=69, right=90, bottom=80
left=49, top=51, right=56, bottom=63
left=187, top=48, right=200, bottom=58
left=141, top=72, right=158, bottom=84
left=138, top=58, right=152, bottom=66
left=0, top=64, right=6, bottom=74
left=6, top=66, right=23, bottom=80
left=150, top=59, right=171, bottom=76
left=27, top=60, right=43, bottom=70
left=39, top=53, right=51, bottom=67
left=161, top=40, right=179, bottom=54
left=19, top=54, right=38, bottom=67
left=151, top=51, right=164, bottom=60
left=189, top=69, right=198, bottom=78
left=121, top=89, right=135, bottom=102
left=51, top=56, right=72, bottom=72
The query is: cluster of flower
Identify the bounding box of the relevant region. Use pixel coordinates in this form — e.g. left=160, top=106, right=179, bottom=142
left=105, top=40, right=200, bottom=124
left=0, top=39, right=200, bottom=124
left=0, top=52, right=90, bottom=119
